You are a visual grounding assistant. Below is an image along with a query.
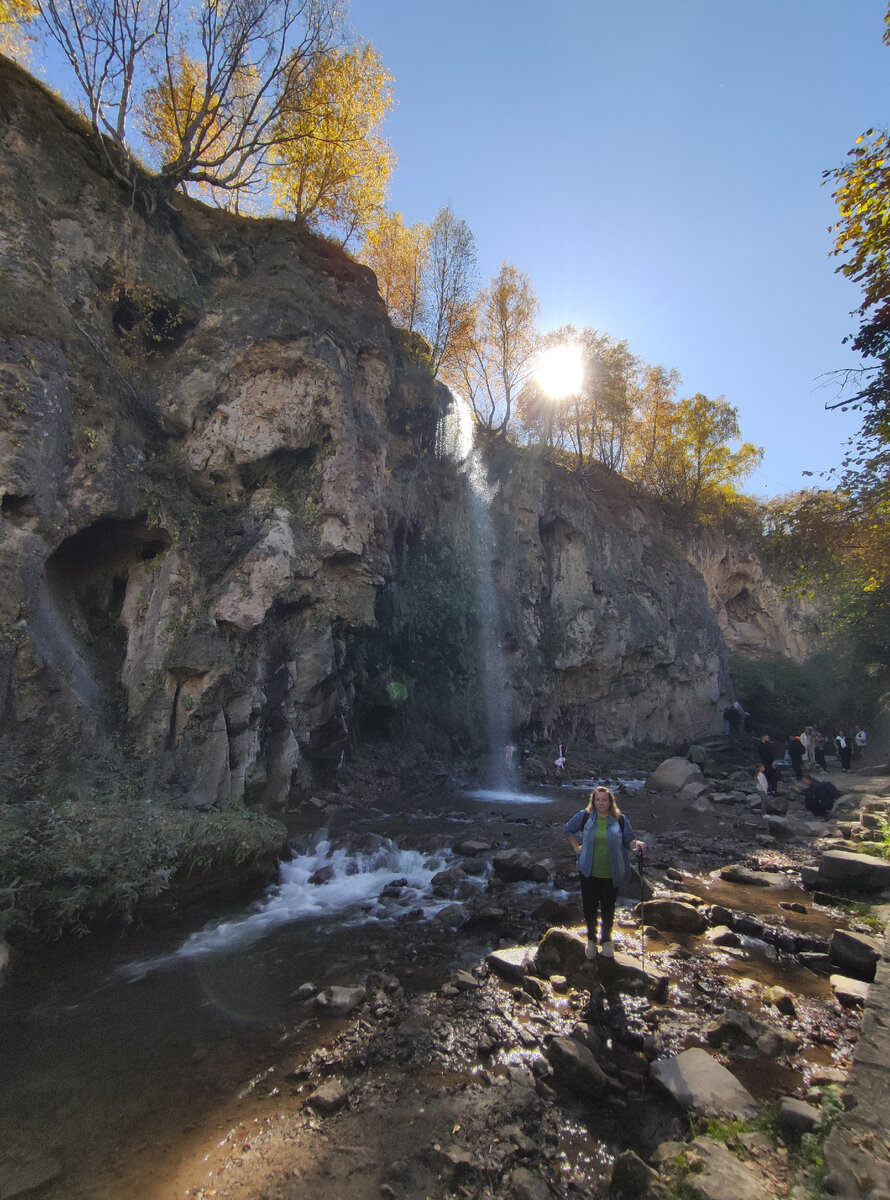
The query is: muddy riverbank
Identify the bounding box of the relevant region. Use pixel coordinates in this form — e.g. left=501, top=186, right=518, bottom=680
left=1, top=747, right=888, bottom=1199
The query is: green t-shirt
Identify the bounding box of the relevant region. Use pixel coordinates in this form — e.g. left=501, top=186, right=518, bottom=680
left=591, top=815, right=611, bottom=878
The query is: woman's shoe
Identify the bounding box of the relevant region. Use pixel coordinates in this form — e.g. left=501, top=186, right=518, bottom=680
left=585, top=941, right=597, bottom=960
left=599, top=941, right=615, bottom=958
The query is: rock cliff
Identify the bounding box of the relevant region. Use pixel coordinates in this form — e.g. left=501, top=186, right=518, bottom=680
left=0, top=56, right=815, bottom=815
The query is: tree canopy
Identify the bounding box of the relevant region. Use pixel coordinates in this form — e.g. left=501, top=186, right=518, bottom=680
left=823, top=2, right=890, bottom=507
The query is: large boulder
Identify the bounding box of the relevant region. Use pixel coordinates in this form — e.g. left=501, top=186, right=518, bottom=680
left=650, top=1047, right=758, bottom=1120
left=816, top=850, right=890, bottom=893
left=545, top=1035, right=612, bottom=1098
left=647, top=757, right=703, bottom=793
left=636, top=898, right=709, bottom=933
left=532, top=927, right=587, bottom=978
left=829, top=928, right=883, bottom=982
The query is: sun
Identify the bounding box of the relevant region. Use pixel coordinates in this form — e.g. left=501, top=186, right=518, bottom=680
left=534, top=343, right=584, bottom=398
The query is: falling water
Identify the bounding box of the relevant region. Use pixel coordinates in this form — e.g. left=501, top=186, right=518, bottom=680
left=438, top=394, right=513, bottom=790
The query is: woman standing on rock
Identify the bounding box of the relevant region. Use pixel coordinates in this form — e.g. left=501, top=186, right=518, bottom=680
left=565, top=787, right=645, bottom=960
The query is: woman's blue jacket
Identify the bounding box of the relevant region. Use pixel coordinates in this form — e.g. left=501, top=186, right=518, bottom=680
left=564, top=809, right=636, bottom=885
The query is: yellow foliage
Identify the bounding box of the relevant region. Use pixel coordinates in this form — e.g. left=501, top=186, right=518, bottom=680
left=270, top=42, right=395, bottom=245
left=140, top=51, right=262, bottom=203
left=360, top=210, right=430, bottom=331
left=0, top=0, right=38, bottom=59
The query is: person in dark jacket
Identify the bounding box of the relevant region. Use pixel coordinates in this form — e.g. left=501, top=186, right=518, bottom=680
left=799, top=774, right=840, bottom=817
left=835, top=732, right=853, bottom=772
left=757, top=735, right=778, bottom=795
left=787, top=735, right=805, bottom=781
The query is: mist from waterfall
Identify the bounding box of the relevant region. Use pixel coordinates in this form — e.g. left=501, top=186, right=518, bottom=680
left=438, top=393, right=512, bottom=790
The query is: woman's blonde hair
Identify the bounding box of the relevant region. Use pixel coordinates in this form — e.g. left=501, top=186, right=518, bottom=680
left=585, top=786, right=621, bottom=819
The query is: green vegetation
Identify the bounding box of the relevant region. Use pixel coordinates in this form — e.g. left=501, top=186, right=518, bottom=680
left=728, top=649, right=867, bottom=735
left=0, top=743, right=285, bottom=941
left=0, top=793, right=284, bottom=941
left=349, top=532, right=480, bottom=747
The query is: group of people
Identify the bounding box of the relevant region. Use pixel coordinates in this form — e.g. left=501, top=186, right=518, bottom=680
left=754, top=722, right=869, bottom=816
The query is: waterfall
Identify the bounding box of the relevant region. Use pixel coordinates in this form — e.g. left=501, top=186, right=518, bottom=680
left=438, top=394, right=513, bottom=789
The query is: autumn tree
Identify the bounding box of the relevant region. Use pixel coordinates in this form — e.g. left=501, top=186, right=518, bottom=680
left=268, top=41, right=394, bottom=244
left=515, top=326, right=638, bottom=470
left=359, top=209, right=430, bottom=332
left=422, top=205, right=477, bottom=375
left=760, top=488, right=890, bottom=717
left=655, top=394, right=762, bottom=515
left=823, top=3, right=890, bottom=506
left=450, top=262, right=539, bottom=436
left=40, top=0, right=343, bottom=201
left=1, top=0, right=38, bottom=58
left=624, top=363, right=681, bottom=487
left=38, top=0, right=169, bottom=172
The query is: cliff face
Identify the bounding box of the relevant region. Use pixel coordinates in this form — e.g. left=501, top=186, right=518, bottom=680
left=0, top=57, right=814, bottom=812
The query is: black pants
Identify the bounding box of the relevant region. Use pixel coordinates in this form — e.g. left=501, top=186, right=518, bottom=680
left=579, top=873, right=618, bottom=943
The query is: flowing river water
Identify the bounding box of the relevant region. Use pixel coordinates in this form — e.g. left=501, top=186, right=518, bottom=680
left=0, top=769, right=861, bottom=1200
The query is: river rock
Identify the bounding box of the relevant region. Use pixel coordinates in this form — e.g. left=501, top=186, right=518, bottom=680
left=309, top=1078, right=350, bottom=1113
left=531, top=897, right=582, bottom=924
left=680, top=1136, right=774, bottom=1200
left=314, top=985, right=367, bottom=1016
left=609, top=1149, right=660, bottom=1197
left=545, top=1035, right=612, bottom=1098
left=492, top=849, right=535, bottom=882
left=762, top=985, right=797, bottom=1017
left=487, top=944, right=534, bottom=983
left=829, top=929, right=882, bottom=981
left=508, top=1166, right=551, bottom=1200
left=455, top=840, right=491, bottom=856
left=816, top=849, right=890, bottom=892
left=706, top=925, right=741, bottom=947
left=830, top=974, right=870, bottom=1007
left=650, top=1047, right=758, bottom=1119
left=647, top=757, right=703, bottom=792
left=636, top=899, right=709, bottom=933
left=532, top=927, right=586, bottom=978
left=719, top=864, right=786, bottom=887
left=762, top=794, right=789, bottom=816
left=776, top=1097, right=821, bottom=1134
left=704, top=1007, right=799, bottom=1056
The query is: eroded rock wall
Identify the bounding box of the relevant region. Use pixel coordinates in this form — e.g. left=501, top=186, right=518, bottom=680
left=0, top=56, right=815, bottom=809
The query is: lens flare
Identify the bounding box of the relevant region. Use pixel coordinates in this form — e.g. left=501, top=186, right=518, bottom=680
left=534, top=343, right=583, bottom=398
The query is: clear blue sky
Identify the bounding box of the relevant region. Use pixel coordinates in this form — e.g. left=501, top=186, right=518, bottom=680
left=348, top=0, right=888, bottom=498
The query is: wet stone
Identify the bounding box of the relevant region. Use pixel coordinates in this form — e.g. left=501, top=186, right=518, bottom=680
left=706, top=925, right=742, bottom=947
left=610, top=1149, right=660, bottom=1197
left=545, top=1035, right=612, bottom=1098
left=486, top=944, right=534, bottom=983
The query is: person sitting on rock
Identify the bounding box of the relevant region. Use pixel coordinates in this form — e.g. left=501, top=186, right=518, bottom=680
left=798, top=773, right=840, bottom=817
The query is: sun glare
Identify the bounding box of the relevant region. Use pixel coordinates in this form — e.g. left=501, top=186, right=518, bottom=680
left=534, top=344, right=583, bottom=398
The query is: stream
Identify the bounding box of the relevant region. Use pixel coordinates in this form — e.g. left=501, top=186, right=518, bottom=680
left=0, top=772, right=864, bottom=1199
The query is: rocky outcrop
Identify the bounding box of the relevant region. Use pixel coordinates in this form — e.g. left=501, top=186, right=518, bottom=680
left=0, top=55, right=813, bottom=814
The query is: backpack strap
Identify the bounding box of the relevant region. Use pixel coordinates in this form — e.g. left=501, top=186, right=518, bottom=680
left=581, top=812, right=626, bottom=833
